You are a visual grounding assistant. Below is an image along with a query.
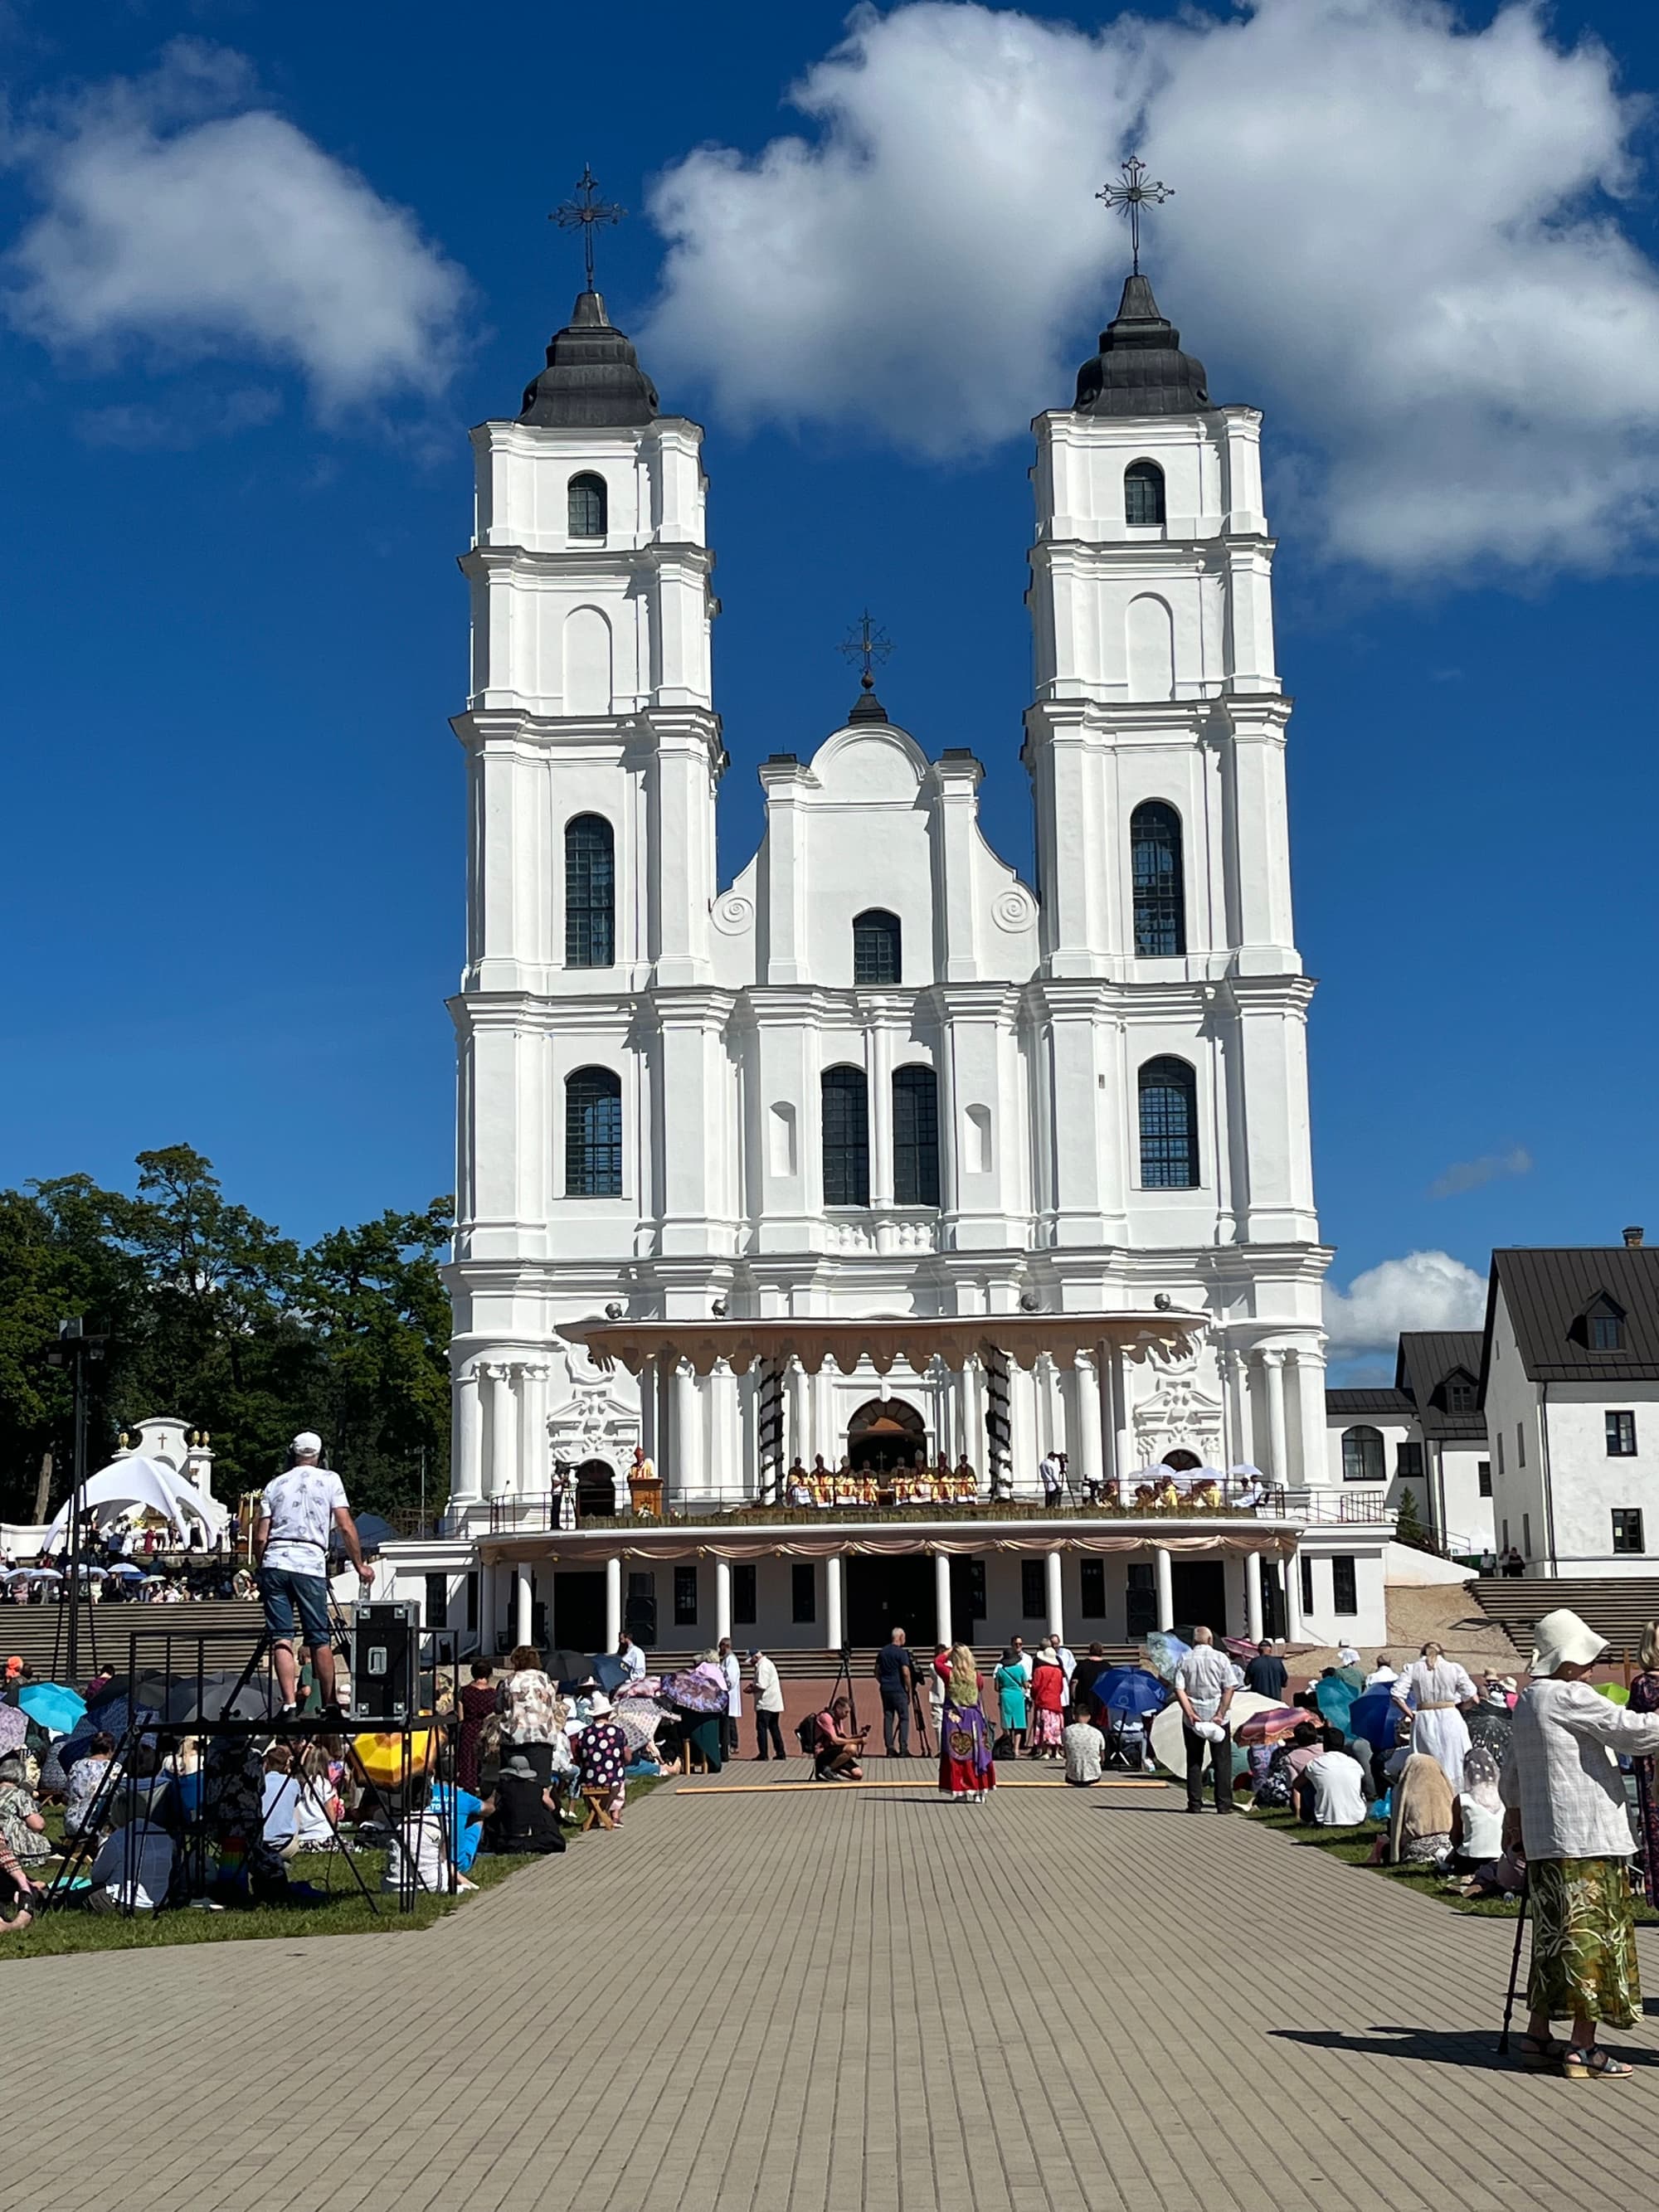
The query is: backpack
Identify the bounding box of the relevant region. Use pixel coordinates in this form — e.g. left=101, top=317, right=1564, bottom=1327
left=795, top=1714, right=819, bottom=1756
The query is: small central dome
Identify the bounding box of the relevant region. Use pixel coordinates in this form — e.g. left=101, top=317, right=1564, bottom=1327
left=1074, top=273, right=1210, bottom=417
left=519, top=291, right=659, bottom=429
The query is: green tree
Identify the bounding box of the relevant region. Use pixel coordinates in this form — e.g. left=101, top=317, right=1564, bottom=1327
left=1394, top=1484, right=1437, bottom=1555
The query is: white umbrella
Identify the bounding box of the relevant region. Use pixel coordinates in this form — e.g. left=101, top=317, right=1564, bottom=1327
left=1149, top=1689, right=1282, bottom=1780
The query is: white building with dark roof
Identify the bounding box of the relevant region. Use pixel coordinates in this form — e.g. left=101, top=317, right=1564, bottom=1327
left=1326, top=1331, right=1493, bottom=1560
left=1481, top=1233, right=1659, bottom=1577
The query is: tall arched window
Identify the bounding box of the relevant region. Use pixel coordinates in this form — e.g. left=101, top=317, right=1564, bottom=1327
left=1124, top=459, right=1165, bottom=527
left=567, top=472, right=607, bottom=537
left=892, top=1065, right=941, bottom=1208
left=566, top=1067, right=622, bottom=1197
left=1138, top=1057, right=1198, bottom=1189
left=853, top=908, right=902, bottom=986
left=1131, top=800, right=1185, bottom=956
left=565, top=814, right=615, bottom=967
left=1340, top=1426, right=1386, bottom=1484
left=820, top=1066, right=870, bottom=1207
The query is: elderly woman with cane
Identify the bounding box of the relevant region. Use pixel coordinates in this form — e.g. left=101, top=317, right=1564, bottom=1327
left=1501, top=1607, right=1659, bottom=2078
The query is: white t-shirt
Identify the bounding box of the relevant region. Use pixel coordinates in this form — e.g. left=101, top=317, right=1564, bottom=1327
left=1457, top=1793, right=1504, bottom=1862
left=619, top=1643, right=647, bottom=1681
left=721, top=1652, right=743, bottom=1718
left=1306, top=1751, right=1368, bottom=1826
left=1063, top=1722, right=1105, bottom=1784
left=259, top=1466, right=348, bottom=1575
left=1039, top=1455, right=1063, bottom=1494
left=384, top=1812, right=452, bottom=1894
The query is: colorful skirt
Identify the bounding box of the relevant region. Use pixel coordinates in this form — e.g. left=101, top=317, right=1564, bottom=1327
left=1031, top=1707, right=1063, bottom=1748
left=1527, top=1856, right=1641, bottom=2028
left=939, top=1703, right=996, bottom=1796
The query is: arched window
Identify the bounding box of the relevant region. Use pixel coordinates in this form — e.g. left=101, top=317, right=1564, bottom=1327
left=1340, top=1426, right=1386, bottom=1484
left=1131, top=800, right=1185, bottom=957
left=567, top=471, right=606, bottom=537
left=892, top=1065, right=940, bottom=1208
left=566, top=1067, right=622, bottom=1197
left=565, top=814, right=615, bottom=967
left=821, top=1066, right=869, bottom=1207
left=853, top=908, right=902, bottom=986
left=1124, top=459, right=1165, bottom=527
left=1137, top=1057, right=1198, bottom=1189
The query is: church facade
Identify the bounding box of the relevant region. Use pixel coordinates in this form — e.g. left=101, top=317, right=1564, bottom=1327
left=393, top=253, right=1380, bottom=1656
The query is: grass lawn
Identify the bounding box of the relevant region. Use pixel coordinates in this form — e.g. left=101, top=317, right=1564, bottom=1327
left=2, top=1777, right=663, bottom=1962
left=1244, top=1804, right=1658, bottom=1923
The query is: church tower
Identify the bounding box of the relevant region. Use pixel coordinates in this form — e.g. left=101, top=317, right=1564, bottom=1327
left=448, top=238, right=722, bottom=1513
left=1022, top=227, right=1330, bottom=1484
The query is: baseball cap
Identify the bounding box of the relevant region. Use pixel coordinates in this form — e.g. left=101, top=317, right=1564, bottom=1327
left=290, top=1432, right=323, bottom=1456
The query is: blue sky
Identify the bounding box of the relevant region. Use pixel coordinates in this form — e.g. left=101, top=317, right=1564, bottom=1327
left=1, top=1, right=1656, bottom=1369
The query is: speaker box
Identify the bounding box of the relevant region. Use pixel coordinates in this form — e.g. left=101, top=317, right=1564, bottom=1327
left=349, top=1602, right=419, bottom=1723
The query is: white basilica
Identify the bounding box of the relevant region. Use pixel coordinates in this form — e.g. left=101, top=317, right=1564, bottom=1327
left=385, top=244, right=1390, bottom=1660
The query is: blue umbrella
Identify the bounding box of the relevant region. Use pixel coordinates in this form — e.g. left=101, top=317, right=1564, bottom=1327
left=1347, top=1688, right=1399, bottom=1752
left=1092, top=1665, right=1168, bottom=1719
left=589, top=1652, right=628, bottom=1695
left=17, top=1681, right=85, bottom=1733
left=1314, top=1674, right=1357, bottom=1732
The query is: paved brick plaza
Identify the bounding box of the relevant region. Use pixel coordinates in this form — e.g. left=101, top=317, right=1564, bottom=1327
left=9, top=1767, right=1659, bottom=2212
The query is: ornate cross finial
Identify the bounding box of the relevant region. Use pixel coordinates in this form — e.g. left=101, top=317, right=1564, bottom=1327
left=838, top=609, right=893, bottom=695
left=1096, top=155, right=1172, bottom=277
left=552, top=163, right=625, bottom=293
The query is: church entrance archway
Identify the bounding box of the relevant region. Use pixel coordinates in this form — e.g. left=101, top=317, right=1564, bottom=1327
left=847, top=1397, right=927, bottom=1475
left=576, top=1460, right=617, bottom=1517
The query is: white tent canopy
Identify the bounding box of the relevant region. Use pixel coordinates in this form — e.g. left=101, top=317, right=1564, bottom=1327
left=41, top=1456, right=227, bottom=1552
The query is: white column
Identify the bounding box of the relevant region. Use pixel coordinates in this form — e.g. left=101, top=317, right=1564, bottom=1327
left=1045, top=1548, right=1064, bottom=1641
left=787, top=1359, right=810, bottom=1471
left=453, top=1367, right=483, bottom=1505
left=1154, top=1544, right=1174, bottom=1632
left=1107, top=1344, right=1136, bottom=1480
left=605, top=1555, right=622, bottom=1650
left=520, top=1364, right=548, bottom=1497
left=1245, top=1551, right=1264, bottom=1644
left=715, top=1558, right=732, bottom=1642
left=640, top=1354, right=660, bottom=1464
left=868, top=1018, right=895, bottom=1208
left=674, top=1363, right=704, bottom=1500
left=934, top=1550, right=953, bottom=1650
left=709, top=1361, right=741, bottom=1500
left=1261, top=1349, right=1289, bottom=1487
left=957, top=1362, right=981, bottom=1477
left=486, top=1366, right=516, bottom=1500
left=1072, top=1359, right=1102, bottom=1496
left=812, top=1366, right=837, bottom=1468
left=1285, top=1546, right=1304, bottom=1642
left=1010, top=1360, right=1039, bottom=1495
left=479, top=1559, right=496, bottom=1653
left=826, top=1555, right=844, bottom=1650
left=513, top=1563, right=533, bottom=1647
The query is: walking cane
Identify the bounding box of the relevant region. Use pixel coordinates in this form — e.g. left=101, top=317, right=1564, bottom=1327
left=1496, top=1869, right=1530, bottom=2055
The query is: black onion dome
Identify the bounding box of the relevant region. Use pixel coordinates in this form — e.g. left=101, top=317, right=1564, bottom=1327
left=1074, top=272, right=1210, bottom=416
left=519, top=290, right=659, bottom=428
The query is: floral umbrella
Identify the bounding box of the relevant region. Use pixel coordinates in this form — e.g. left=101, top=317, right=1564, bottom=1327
left=659, top=1667, right=728, bottom=1715
left=0, top=1705, right=27, bottom=1756
left=1234, top=1704, right=1306, bottom=1747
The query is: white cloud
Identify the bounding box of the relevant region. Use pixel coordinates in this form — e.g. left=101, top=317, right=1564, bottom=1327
left=3, top=39, right=467, bottom=416
left=1428, top=1145, right=1533, bottom=1200
left=1324, top=1249, right=1486, bottom=1357
left=644, top=0, right=1659, bottom=575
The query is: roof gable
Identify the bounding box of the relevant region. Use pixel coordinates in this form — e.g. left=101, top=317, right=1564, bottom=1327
left=1394, top=1330, right=1486, bottom=1437
left=1490, top=1248, right=1659, bottom=1383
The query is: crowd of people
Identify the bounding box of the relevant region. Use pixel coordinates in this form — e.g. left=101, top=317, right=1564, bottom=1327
left=769, top=1451, right=1275, bottom=1513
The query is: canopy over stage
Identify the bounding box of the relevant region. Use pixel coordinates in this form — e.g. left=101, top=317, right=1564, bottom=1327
left=562, top=1310, right=1206, bottom=1379
left=479, top=1516, right=1298, bottom=1563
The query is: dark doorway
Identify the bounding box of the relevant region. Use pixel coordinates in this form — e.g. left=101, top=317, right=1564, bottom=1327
left=577, top=1460, right=617, bottom=1516
left=847, top=1555, right=936, bottom=1646
left=1170, top=1560, right=1228, bottom=1638
left=554, top=1569, right=606, bottom=1650
left=949, top=1555, right=985, bottom=1634
left=847, top=1397, right=927, bottom=1475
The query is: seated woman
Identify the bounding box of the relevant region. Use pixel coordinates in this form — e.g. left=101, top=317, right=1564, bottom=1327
left=1372, top=1749, right=1455, bottom=1867
left=0, top=1751, right=53, bottom=1879
left=1447, top=1743, right=1504, bottom=1874
left=574, top=1694, right=631, bottom=1826
left=812, top=1697, right=868, bottom=1782
left=481, top=1751, right=566, bottom=1854
left=383, top=1774, right=476, bottom=1894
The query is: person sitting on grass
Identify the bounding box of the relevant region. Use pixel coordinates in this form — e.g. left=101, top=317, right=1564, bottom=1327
left=813, top=1697, right=868, bottom=1782
left=1293, top=1727, right=1371, bottom=1826
left=1370, top=1750, right=1454, bottom=1868
left=382, top=1773, right=476, bottom=1895
left=0, top=1829, right=39, bottom=1932
left=0, top=1750, right=53, bottom=1878
left=481, top=1751, right=567, bottom=1855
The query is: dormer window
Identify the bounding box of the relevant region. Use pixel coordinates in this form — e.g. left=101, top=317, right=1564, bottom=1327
left=1444, top=1375, right=1477, bottom=1416
left=1579, top=1295, right=1627, bottom=1353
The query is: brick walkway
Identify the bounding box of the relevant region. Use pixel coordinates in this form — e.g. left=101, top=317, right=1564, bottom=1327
left=9, top=1764, right=1659, bottom=2211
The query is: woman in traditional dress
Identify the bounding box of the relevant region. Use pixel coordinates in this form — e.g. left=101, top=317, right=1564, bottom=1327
left=938, top=1642, right=995, bottom=1802
left=1626, top=1622, right=1659, bottom=1898
left=1029, top=1646, right=1067, bottom=1760
left=993, top=1645, right=1029, bottom=1755
left=1390, top=1641, right=1477, bottom=1791
left=1502, top=1607, right=1659, bottom=2078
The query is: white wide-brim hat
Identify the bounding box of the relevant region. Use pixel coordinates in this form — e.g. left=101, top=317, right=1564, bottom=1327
left=1530, top=1607, right=1608, bottom=1676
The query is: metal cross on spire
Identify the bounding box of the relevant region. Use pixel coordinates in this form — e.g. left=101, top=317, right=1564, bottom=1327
left=552, top=164, right=625, bottom=293
left=839, top=609, right=894, bottom=695
left=1096, top=155, right=1173, bottom=276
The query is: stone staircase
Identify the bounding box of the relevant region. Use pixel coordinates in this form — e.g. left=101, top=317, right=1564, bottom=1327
left=1, top=1601, right=265, bottom=1684
left=1467, top=1577, right=1659, bottom=1666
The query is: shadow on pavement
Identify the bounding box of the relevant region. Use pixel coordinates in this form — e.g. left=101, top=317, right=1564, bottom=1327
left=1272, top=2025, right=1659, bottom=2070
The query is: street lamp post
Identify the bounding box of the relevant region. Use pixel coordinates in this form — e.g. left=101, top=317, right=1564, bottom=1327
left=45, top=1318, right=109, bottom=1686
